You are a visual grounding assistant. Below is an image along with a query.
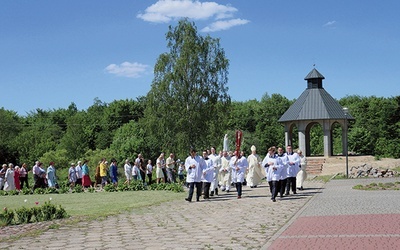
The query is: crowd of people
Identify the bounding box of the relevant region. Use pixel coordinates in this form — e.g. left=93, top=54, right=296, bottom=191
left=183, top=145, right=307, bottom=202
left=0, top=163, right=29, bottom=191
left=0, top=145, right=307, bottom=202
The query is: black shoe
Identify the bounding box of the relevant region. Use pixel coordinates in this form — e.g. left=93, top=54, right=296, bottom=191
left=210, top=191, right=214, bottom=196
left=250, top=186, right=254, bottom=188
left=185, top=198, right=191, bottom=202
left=254, top=185, right=257, bottom=188
left=226, top=190, right=230, bottom=193
left=272, top=199, right=276, bottom=202
left=300, top=186, right=303, bottom=190
left=215, top=188, right=218, bottom=195
left=293, top=192, right=297, bottom=194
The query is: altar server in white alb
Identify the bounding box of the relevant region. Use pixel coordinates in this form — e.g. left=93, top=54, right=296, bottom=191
left=277, top=147, right=289, bottom=198
left=246, top=145, right=265, bottom=188
left=267, top=156, right=284, bottom=202
left=285, top=145, right=300, bottom=195
left=201, top=150, right=215, bottom=199
left=262, top=146, right=277, bottom=194
left=185, top=147, right=206, bottom=202
left=219, top=151, right=231, bottom=192
left=208, top=147, right=221, bottom=196
left=229, top=151, right=248, bottom=199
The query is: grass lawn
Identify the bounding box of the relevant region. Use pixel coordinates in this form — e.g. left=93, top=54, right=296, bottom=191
left=1, top=190, right=186, bottom=219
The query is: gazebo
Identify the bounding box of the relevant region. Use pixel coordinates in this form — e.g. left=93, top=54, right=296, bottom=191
left=278, top=68, right=355, bottom=157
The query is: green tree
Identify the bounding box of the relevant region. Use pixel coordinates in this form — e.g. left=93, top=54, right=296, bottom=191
left=0, top=108, right=22, bottom=163
left=59, top=111, right=88, bottom=160
left=110, top=121, right=145, bottom=163
left=143, top=19, right=230, bottom=156
left=255, top=93, right=291, bottom=153
left=14, top=109, right=64, bottom=164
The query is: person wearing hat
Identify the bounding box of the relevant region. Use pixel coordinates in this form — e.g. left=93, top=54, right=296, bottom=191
left=184, top=147, right=206, bottom=202
left=68, top=163, right=77, bottom=188
left=246, top=145, right=265, bottom=188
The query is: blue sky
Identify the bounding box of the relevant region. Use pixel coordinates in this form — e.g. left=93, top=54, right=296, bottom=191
left=1, top=0, right=399, bottom=115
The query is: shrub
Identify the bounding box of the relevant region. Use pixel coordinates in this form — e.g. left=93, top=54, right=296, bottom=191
left=45, top=187, right=59, bottom=194
left=104, top=184, right=117, bottom=192
left=31, top=206, right=44, bottom=222
left=58, top=186, right=70, bottom=194
left=41, top=202, right=58, bottom=221
left=54, top=205, right=68, bottom=219
left=15, top=207, right=33, bottom=224
left=33, top=188, right=46, bottom=195
left=72, top=185, right=84, bottom=193
left=1, top=208, right=14, bottom=226
left=20, top=187, right=32, bottom=195
left=7, top=190, right=20, bottom=196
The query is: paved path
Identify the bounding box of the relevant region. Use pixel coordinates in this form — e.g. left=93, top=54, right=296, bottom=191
left=264, top=177, right=400, bottom=250
left=4, top=178, right=399, bottom=249
left=2, top=180, right=324, bottom=250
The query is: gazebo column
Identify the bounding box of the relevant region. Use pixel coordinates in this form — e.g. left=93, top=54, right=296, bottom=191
left=284, top=123, right=292, bottom=147
left=323, top=120, right=332, bottom=157
left=297, top=122, right=307, bottom=156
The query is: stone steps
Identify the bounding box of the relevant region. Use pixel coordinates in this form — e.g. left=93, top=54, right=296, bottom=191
left=306, top=157, right=326, bottom=175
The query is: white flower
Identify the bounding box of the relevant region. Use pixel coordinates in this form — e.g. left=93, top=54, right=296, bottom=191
left=49, top=197, right=52, bottom=201
left=24, top=199, right=27, bottom=203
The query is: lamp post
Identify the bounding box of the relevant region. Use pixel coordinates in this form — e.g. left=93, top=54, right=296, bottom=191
left=343, top=107, right=349, bottom=178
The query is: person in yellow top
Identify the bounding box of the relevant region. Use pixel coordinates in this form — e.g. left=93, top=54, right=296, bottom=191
left=99, top=158, right=108, bottom=187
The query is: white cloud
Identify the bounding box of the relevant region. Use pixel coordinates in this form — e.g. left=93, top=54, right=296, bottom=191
left=323, top=20, right=337, bottom=27
left=137, top=0, right=238, bottom=23
left=201, top=18, right=250, bottom=32
left=105, top=62, right=149, bottom=78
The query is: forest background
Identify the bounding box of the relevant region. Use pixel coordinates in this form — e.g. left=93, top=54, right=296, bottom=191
left=1, top=20, right=399, bottom=170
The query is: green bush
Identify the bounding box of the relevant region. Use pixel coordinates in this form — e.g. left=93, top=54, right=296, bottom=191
left=1, top=202, right=69, bottom=225
left=103, top=184, right=117, bottom=192
left=1, top=208, right=14, bottom=225
left=72, top=185, right=84, bottom=193
left=20, top=187, right=32, bottom=195
left=15, top=207, right=33, bottom=224
left=34, top=188, right=46, bottom=195
left=41, top=202, right=58, bottom=221
left=58, top=186, right=70, bottom=194
left=45, top=187, right=59, bottom=194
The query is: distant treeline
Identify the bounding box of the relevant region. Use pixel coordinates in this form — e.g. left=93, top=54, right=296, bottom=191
left=0, top=94, right=399, bottom=169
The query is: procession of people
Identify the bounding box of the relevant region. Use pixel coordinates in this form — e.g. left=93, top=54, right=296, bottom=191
left=182, top=137, right=307, bottom=203
left=0, top=133, right=308, bottom=205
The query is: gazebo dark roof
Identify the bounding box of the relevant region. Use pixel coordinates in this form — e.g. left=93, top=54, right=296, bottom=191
left=278, top=68, right=355, bottom=122
left=304, top=68, right=325, bottom=80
